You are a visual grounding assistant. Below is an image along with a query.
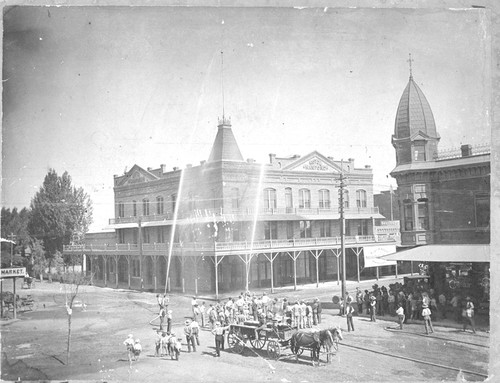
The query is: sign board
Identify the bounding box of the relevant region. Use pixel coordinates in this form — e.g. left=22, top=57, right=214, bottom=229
left=364, top=245, right=397, bottom=267
left=0, top=267, right=27, bottom=278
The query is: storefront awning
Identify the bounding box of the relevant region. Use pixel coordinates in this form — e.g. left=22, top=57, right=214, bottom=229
left=381, top=244, right=490, bottom=263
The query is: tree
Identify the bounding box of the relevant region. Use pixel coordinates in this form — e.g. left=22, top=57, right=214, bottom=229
left=28, top=169, right=93, bottom=268
left=60, top=271, right=93, bottom=365
left=1, top=207, right=31, bottom=267
left=31, top=239, right=48, bottom=280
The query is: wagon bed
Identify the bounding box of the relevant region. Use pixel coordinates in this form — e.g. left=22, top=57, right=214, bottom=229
left=227, top=321, right=298, bottom=358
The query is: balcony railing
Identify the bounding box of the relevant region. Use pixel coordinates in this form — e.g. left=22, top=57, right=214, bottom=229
left=109, top=206, right=380, bottom=225
left=63, top=233, right=397, bottom=254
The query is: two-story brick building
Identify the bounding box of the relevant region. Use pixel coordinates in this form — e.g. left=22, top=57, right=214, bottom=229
left=65, top=116, right=399, bottom=296
left=386, top=70, right=490, bottom=302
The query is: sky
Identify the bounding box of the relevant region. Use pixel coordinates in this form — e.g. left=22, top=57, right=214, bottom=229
left=1, top=6, right=491, bottom=232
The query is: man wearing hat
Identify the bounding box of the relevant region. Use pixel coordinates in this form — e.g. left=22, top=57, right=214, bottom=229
left=422, top=303, right=434, bottom=334
left=462, top=296, right=476, bottom=333
left=184, top=319, right=196, bottom=352
left=211, top=321, right=230, bottom=357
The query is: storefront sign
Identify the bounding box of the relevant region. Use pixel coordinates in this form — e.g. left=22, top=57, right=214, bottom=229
left=0, top=267, right=27, bottom=278
left=364, top=245, right=397, bottom=267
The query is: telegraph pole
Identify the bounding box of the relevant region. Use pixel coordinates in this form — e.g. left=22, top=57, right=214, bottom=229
left=338, top=161, right=347, bottom=301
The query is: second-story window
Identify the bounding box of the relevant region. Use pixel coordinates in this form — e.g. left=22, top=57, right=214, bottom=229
left=232, top=188, right=240, bottom=210
left=356, top=190, right=367, bottom=208
left=188, top=192, right=196, bottom=211
left=287, top=221, right=294, bottom=239
left=157, top=227, right=165, bottom=243
left=132, top=200, right=137, bottom=217
left=299, top=189, right=311, bottom=209
left=171, top=193, right=177, bottom=212
left=118, top=229, right=125, bottom=244
left=300, top=220, right=312, bottom=238
left=319, top=189, right=330, bottom=209
left=142, top=198, right=150, bottom=216
left=264, top=221, right=278, bottom=240
left=118, top=202, right=125, bottom=218
left=417, top=203, right=429, bottom=230
left=285, top=188, right=293, bottom=211
left=264, top=188, right=277, bottom=210
left=156, top=196, right=164, bottom=215
left=404, top=203, right=413, bottom=231
left=344, top=190, right=350, bottom=208
left=319, top=220, right=331, bottom=237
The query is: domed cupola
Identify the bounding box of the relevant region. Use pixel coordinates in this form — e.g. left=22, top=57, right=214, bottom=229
left=392, top=55, right=440, bottom=165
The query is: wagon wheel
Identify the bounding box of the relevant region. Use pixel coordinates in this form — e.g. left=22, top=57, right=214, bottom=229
left=250, top=330, right=267, bottom=350
left=267, top=340, right=281, bottom=360
left=228, top=330, right=245, bottom=354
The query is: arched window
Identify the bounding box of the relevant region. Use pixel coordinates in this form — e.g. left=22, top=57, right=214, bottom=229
left=118, top=202, right=125, bottom=218
left=344, top=190, right=349, bottom=209
left=156, top=196, right=164, bottom=215
left=318, top=189, right=330, bottom=209
left=263, top=188, right=277, bottom=210
left=299, top=189, right=311, bottom=209
left=142, top=198, right=150, bottom=216
left=171, top=194, right=177, bottom=212
left=285, top=188, right=293, bottom=210
left=356, top=190, right=367, bottom=208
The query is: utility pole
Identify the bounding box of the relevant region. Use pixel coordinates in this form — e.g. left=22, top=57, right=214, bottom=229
left=338, top=161, right=347, bottom=301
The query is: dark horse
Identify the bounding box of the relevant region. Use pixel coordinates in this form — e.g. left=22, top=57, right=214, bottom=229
left=290, top=329, right=334, bottom=366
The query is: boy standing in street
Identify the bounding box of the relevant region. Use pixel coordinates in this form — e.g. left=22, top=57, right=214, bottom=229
left=422, top=303, right=434, bottom=334
left=396, top=303, right=405, bottom=330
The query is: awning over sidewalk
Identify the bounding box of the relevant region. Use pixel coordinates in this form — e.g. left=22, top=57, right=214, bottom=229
left=381, top=244, right=490, bottom=263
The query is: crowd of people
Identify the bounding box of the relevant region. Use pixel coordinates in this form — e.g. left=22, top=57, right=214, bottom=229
left=191, top=292, right=323, bottom=330
left=126, top=284, right=480, bottom=362
left=337, top=283, right=477, bottom=334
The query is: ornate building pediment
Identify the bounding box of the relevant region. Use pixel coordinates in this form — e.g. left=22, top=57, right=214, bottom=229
left=283, top=151, right=340, bottom=173
left=117, top=165, right=159, bottom=187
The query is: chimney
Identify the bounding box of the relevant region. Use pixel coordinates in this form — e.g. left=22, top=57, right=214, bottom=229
left=269, top=153, right=276, bottom=164
left=461, top=144, right=472, bottom=157
left=147, top=167, right=152, bottom=172
left=160, top=164, right=166, bottom=173
left=200, top=160, right=206, bottom=166
left=365, top=165, right=371, bottom=169
left=173, top=167, right=179, bottom=171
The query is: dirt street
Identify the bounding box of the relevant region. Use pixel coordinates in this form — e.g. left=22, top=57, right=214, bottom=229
left=1, top=278, right=490, bottom=382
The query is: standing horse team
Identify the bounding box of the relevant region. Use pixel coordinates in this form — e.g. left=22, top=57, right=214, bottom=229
left=290, top=327, right=342, bottom=366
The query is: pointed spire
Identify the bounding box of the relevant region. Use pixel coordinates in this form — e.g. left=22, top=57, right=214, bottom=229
left=221, top=50, right=225, bottom=120
left=407, top=53, right=414, bottom=79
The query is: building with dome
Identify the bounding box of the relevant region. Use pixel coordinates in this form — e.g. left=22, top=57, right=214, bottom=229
left=387, top=62, right=490, bottom=302
left=64, top=116, right=399, bottom=296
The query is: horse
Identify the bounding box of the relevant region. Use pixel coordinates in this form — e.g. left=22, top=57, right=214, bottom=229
left=323, top=326, right=343, bottom=363
left=290, top=329, right=334, bottom=366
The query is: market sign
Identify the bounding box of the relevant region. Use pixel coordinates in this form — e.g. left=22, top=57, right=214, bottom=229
left=364, top=245, right=397, bottom=267
left=0, top=267, right=26, bottom=278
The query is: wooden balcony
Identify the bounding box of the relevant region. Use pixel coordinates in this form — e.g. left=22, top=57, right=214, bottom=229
left=63, top=233, right=398, bottom=257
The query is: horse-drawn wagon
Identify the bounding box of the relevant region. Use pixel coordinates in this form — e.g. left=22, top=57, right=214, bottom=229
left=227, top=321, right=342, bottom=365
left=227, top=320, right=297, bottom=358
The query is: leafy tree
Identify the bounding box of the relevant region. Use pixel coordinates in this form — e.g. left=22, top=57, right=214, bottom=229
left=1, top=207, right=31, bottom=267
left=28, top=169, right=93, bottom=268
left=31, top=238, right=48, bottom=280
